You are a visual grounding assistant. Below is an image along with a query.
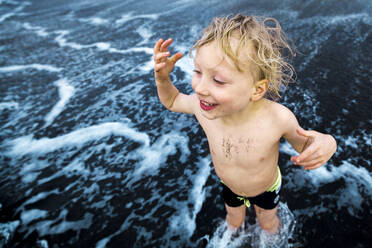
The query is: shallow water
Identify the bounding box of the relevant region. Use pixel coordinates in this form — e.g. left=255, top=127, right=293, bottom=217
left=0, top=0, right=371, bottom=247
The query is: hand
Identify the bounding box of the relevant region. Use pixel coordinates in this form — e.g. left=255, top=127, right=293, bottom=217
left=153, top=38, right=183, bottom=82
left=290, top=127, right=337, bottom=170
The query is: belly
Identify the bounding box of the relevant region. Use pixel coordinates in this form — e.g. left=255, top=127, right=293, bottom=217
left=212, top=156, right=279, bottom=197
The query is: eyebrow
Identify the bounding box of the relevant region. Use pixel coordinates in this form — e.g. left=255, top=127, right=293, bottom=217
left=194, top=59, right=228, bottom=74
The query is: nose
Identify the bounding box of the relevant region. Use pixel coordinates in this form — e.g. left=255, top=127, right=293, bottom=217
left=193, top=76, right=209, bottom=96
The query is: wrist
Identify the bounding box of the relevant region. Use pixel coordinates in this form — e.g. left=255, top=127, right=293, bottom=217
left=155, top=76, right=171, bottom=85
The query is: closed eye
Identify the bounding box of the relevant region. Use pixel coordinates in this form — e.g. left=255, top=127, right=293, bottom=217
left=193, top=69, right=201, bottom=74
left=214, top=78, right=225, bottom=85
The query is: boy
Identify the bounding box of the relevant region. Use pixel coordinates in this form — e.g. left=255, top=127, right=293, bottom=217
left=153, top=14, right=337, bottom=233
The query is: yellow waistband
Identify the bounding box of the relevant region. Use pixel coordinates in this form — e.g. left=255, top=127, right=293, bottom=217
left=266, top=166, right=282, bottom=192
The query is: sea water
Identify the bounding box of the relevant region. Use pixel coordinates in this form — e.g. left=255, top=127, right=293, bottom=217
left=0, top=0, right=371, bottom=247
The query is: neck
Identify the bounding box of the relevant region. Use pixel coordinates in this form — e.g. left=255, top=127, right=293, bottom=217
left=220, top=98, right=266, bottom=126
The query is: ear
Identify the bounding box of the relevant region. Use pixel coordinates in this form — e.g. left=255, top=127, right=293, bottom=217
left=251, top=79, right=268, bottom=101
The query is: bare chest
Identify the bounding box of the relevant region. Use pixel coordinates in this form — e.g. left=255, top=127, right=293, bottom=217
left=207, top=129, right=274, bottom=165
left=194, top=108, right=281, bottom=168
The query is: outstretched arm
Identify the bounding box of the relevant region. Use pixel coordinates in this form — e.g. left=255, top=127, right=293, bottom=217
left=153, top=38, right=195, bottom=114
left=282, top=107, right=337, bottom=170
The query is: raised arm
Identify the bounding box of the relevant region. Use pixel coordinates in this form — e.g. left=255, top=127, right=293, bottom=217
left=153, top=38, right=195, bottom=114
left=281, top=106, right=337, bottom=170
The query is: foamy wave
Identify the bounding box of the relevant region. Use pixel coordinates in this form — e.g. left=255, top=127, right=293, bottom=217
left=23, top=22, right=49, bottom=37
left=6, top=122, right=150, bottom=156
left=79, top=17, right=109, bottom=26
left=54, top=30, right=153, bottom=54
left=115, top=12, right=159, bottom=26
left=327, top=13, right=371, bottom=25
left=279, top=140, right=298, bottom=156
left=205, top=202, right=295, bottom=248
left=0, top=101, right=19, bottom=111
left=295, top=12, right=372, bottom=72
left=55, top=30, right=85, bottom=49
left=289, top=161, right=372, bottom=216
left=136, top=26, right=152, bottom=44
left=0, top=0, right=19, bottom=5
left=307, top=161, right=371, bottom=191
left=43, top=78, right=75, bottom=127
left=34, top=209, right=93, bottom=236
left=0, top=220, right=20, bottom=246
left=0, top=64, right=62, bottom=73
left=21, top=23, right=153, bottom=55
left=169, top=157, right=211, bottom=238
left=0, top=1, right=30, bottom=23
left=174, top=49, right=194, bottom=78
left=20, top=209, right=48, bottom=225
left=131, top=132, right=190, bottom=177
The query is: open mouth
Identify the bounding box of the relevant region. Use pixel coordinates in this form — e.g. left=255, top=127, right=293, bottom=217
left=200, top=100, right=218, bottom=111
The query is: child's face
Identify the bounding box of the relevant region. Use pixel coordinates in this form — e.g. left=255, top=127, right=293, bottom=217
left=191, top=41, right=258, bottom=122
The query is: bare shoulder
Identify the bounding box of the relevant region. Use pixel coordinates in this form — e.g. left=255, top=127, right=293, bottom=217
left=265, top=100, right=298, bottom=132
left=265, top=100, right=294, bottom=119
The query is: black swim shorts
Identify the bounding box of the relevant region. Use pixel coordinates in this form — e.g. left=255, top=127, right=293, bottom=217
left=221, top=167, right=281, bottom=210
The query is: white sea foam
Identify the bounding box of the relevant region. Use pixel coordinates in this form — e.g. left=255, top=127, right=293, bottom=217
left=54, top=29, right=153, bottom=54
left=22, top=23, right=153, bottom=55
left=79, top=17, right=109, bottom=26
left=19, top=159, right=51, bottom=184
left=0, top=64, right=62, bottom=73
left=205, top=202, right=295, bottom=248
left=132, top=132, right=190, bottom=177
left=136, top=25, right=152, bottom=43
left=43, top=78, right=75, bottom=127
left=36, top=240, right=49, bottom=248
left=96, top=237, right=110, bottom=248
left=0, top=220, right=20, bottom=244
left=307, top=161, right=371, bottom=191
left=288, top=160, right=372, bottom=216
left=279, top=140, right=298, bottom=156
left=0, top=101, right=18, bottom=111
left=327, top=13, right=371, bottom=26
left=6, top=122, right=150, bottom=156
left=18, top=190, right=60, bottom=212
left=175, top=50, right=194, bottom=78
left=23, top=22, right=49, bottom=37
left=35, top=209, right=93, bottom=236
left=169, top=157, right=211, bottom=238
left=0, top=1, right=30, bottom=23
left=0, top=0, right=19, bottom=5
left=20, top=209, right=48, bottom=225
left=115, top=12, right=159, bottom=26
left=55, top=30, right=85, bottom=49
left=95, top=42, right=111, bottom=50
left=187, top=158, right=212, bottom=236
left=139, top=59, right=154, bottom=72
left=294, top=12, right=372, bottom=72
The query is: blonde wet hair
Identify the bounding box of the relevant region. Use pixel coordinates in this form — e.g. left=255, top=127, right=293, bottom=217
left=191, top=14, right=295, bottom=100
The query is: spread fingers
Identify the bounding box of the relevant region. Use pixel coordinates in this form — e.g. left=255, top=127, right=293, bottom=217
left=160, top=38, right=173, bottom=52
left=154, top=52, right=170, bottom=63
left=154, top=38, right=163, bottom=53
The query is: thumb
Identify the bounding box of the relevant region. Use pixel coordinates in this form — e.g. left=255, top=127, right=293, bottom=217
left=296, top=127, right=313, bottom=138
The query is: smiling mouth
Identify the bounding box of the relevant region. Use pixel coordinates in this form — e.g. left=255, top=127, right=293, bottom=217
left=200, top=100, right=218, bottom=111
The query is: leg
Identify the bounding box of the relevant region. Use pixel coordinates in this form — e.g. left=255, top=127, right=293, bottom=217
left=254, top=204, right=280, bottom=233
left=225, top=203, right=246, bottom=229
